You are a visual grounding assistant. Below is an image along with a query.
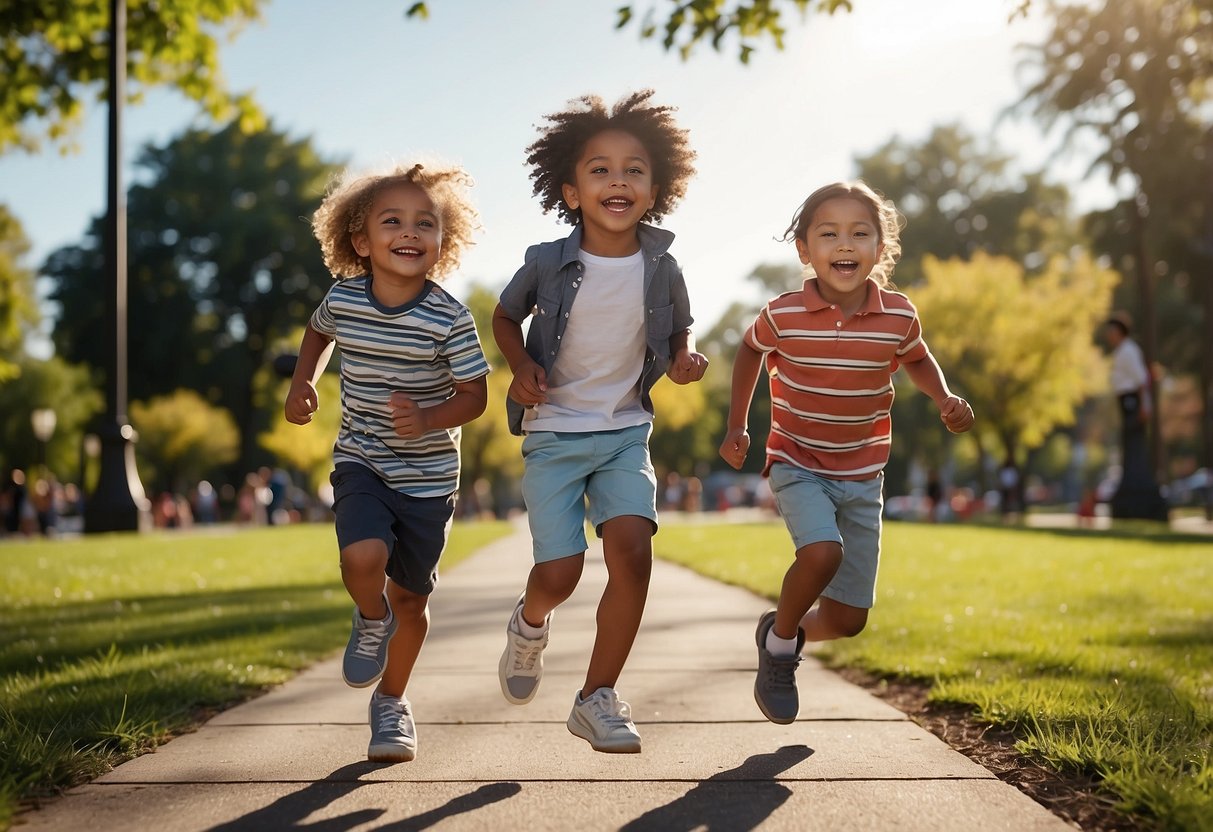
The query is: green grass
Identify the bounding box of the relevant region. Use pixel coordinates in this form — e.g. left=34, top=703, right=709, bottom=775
left=655, top=520, right=1213, bottom=831
left=0, top=520, right=511, bottom=829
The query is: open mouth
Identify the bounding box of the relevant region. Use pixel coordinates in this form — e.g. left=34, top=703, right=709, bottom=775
left=832, top=260, right=859, bottom=275
left=392, top=246, right=424, bottom=258
left=602, top=197, right=633, bottom=214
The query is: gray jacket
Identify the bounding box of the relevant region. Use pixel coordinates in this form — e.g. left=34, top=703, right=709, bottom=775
left=498, top=223, right=694, bottom=436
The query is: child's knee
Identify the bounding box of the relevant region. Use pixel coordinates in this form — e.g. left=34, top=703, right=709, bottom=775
left=530, top=556, right=583, bottom=596
left=387, top=583, right=429, bottom=619
left=793, top=540, right=843, bottom=571
left=340, top=538, right=388, bottom=574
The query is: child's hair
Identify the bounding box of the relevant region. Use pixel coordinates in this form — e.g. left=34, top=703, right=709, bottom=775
left=781, top=180, right=903, bottom=288
left=526, top=89, right=696, bottom=226
left=312, top=161, right=478, bottom=281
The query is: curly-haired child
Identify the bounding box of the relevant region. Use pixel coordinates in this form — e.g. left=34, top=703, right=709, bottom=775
left=492, top=90, right=708, bottom=753
left=719, top=180, right=974, bottom=724
left=285, top=161, right=490, bottom=762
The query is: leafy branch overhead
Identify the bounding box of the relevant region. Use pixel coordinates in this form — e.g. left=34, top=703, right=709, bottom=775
left=406, top=1, right=854, bottom=63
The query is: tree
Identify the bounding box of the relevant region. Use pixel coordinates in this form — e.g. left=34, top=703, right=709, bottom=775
left=47, top=122, right=340, bottom=471
left=129, top=388, right=240, bottom=493
left=908, top=252, right=1118, bottom=470
left=0, top=205, right=40, bottom=382
left=0, top=354, right=103, bottom=480
left=1016, top=0, right=1213, bottom=494
left=0, top=0, right=265, bottom=153
left=407, top=0, right=853, bottom=63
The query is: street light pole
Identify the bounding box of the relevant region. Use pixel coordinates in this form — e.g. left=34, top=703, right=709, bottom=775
left=84, top=0, right=148, bottom=534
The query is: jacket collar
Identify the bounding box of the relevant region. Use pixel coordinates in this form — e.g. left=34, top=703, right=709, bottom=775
left=558, top=222, right=675, bottom=267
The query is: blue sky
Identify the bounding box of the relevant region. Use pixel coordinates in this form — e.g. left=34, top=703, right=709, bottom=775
left=1, top=0, right=1107, bottom=354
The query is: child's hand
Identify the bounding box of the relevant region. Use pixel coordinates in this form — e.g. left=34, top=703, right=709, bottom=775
left=390, top=392, right=429, bottom=438
left=667, top=349, right=709, bottom=384
left=940, top=396, right=974, bottom=433
left=508, top=361, right=549, bottom=407
left=719, top=427, right=750, bottom=470
left=285, top=380, right=319, bottom=425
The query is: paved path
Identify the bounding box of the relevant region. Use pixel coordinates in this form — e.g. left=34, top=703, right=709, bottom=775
left=17, top=522, right=1070, bottom=831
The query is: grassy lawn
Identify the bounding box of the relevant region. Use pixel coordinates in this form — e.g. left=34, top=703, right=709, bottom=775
left=655, top=520, right=1212, bottom=831
left=0, top=520, right=511, bottom=829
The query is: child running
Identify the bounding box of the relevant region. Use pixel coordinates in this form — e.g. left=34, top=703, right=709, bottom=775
left=492, top=90, right=707, bottom=753
left=718, top=180, right=973, bottom=724
left=285, top=162, right=490, bottom=762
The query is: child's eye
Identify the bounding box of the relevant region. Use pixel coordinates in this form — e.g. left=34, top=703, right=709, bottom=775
left=383, top=217, right=399, bottom=225
left=418, top=220, right=434, bottom=228
left=627, top=167, right=644, bottom=175
left=820, top=231, right=836, bottom=238
left=590, top=166, right=608, bottom=175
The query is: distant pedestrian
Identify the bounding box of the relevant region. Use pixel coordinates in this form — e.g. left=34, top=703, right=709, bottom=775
left=285, top=160, right=490, bottom=763
left=492, top=90, right=705, bottom=754
left=718, top=180, right=973, bottom=725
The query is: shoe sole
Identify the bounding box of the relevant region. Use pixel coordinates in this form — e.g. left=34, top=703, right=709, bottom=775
left=566, top=719, right=641, bottom=753
left=344, top=667, right=386, bottom=689
left=367, top=746, right=416, bottom=763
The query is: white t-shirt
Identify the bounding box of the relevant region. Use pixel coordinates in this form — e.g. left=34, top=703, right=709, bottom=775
left=1110, top=337, right=1149, bottom=396
left=524, top=249, right=651, bottom=432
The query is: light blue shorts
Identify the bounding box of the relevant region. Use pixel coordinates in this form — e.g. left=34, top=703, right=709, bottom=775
left=768, top=463, right=884, bottom=609
left=521, top=423, right=658, bottom=563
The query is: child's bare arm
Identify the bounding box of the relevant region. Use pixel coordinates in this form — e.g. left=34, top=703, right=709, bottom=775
left=492, top=303, right=548, bottom=406
left=390, top=376, right=488, bottom=439
left=667, top=328, right=709, bottom=384
left=285, top=324, right=335, bottom=425
left=901, top=354, right=974, bottom=434
left=719, top=341, right=765, bottom=469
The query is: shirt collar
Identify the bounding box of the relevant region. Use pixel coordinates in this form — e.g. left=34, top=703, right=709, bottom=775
left=802, top=277, right=886, bottom=315
left=559, top=222, right=675, bottom=268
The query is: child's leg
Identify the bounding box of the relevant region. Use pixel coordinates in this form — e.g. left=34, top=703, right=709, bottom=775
left=773, top=540, right=843, bottom=641
left=340, top=538, right=390, bottom=620
left=583, top=515, right=653, bottom=694
left=521, top=552, right=585, bottom=626
left=376, top=578, right=430, bottom=698
left=801, top=597, right=868, bottom=641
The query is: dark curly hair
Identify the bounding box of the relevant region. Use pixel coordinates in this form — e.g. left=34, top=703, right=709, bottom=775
left=526, top=89, right=696, bottom=226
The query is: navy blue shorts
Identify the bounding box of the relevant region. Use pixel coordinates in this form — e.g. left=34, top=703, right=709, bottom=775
left=329, top=462, right=456, bottom=596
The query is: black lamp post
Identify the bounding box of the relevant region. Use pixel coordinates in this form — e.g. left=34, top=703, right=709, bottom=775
left=84, top=0, right=149, bottom=533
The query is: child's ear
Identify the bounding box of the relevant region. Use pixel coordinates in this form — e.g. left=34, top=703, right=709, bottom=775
left=794, top=237, right=811, bottom=265
left=646, top=185, right=658, bottom=211
left=561, top=182, right=580, bottom=211
left=351, top=231, right=370, bottom=258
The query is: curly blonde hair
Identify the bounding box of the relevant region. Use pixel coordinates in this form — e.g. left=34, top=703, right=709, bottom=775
left=526, top=89, right=696, bottom=226
left=781, top=180, right=903, bottom=288
left=311, top=161, right=478, bottom=281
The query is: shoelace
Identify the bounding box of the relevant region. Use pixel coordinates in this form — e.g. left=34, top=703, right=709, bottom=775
left=586, top=692, right=633, bottom=730
left=762, top=654, right=801, bottom=691
left=509, top=635, right=545, bottom=672
left=374, top=697, right=408, bottom=733
left=353, top=618, right=390, bottom=659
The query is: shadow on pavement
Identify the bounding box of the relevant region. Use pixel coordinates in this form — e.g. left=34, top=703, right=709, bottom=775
left=206, top=762, right=521, bottom=832
left=619, top=744, right=814, bottom=832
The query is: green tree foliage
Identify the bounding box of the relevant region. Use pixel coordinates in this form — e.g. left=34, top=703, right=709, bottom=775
left=46, top=123, right=339, bottom=471
left=130, top=389, right=240, bottom=492
left=909, top=252, right=1118, bottom=465
left=0, top=0, right=265, bottom=153
left=0, top=205, right=39, bottom=382
left=0, top=354, right=102, bottom=480
left=406, top=0, right=852, bottom=63
left=854, top=123, right=1080, bottom=285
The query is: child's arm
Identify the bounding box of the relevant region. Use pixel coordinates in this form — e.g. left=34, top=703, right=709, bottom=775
left=718, top=341, right=765, bottom=470
left=390, top=377, right=488, bottom=439
left=285, top=324, right=335, bottom=425
left=667, top=328, right=709, bottom=384
left=492, top=303, right=548, bottom=406
left=900, top=354, right=974, bottom=434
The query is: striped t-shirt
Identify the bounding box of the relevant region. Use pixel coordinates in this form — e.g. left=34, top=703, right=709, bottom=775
left=310, top=277, right=490, bottom=497
left=744, top=278, right=930, bottom=481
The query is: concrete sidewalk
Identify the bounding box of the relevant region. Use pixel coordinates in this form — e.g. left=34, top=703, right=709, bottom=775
left=17, top=522, right=1070, bottom=831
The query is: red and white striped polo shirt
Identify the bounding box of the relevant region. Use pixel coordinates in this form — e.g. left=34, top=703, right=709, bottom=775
left=744, top=278, right=930, bottom=481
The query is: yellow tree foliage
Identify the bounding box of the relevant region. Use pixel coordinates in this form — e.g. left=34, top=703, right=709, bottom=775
left=258, top=373, right=342, bottom=493
left=130, top=388, right=239, bottom=491
left=908, top=252, right=1117, bottom=460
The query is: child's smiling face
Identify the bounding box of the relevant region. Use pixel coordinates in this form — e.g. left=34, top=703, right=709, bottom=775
left=352, top=182, right=442, bottom=285
left=795, top=196, right=885, bottom=309
left=561, top=129, right=658, bottom=255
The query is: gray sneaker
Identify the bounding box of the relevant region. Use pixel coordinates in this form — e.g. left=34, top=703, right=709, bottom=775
left=367, top=691, right=416, bottom=763
left=498, top=595, right=549, bottom=704
left=567, top=687, right=642, bottom=753
left=342, top=594, right=396, bottom=688
left=754, top=609, right=805, bottom=724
